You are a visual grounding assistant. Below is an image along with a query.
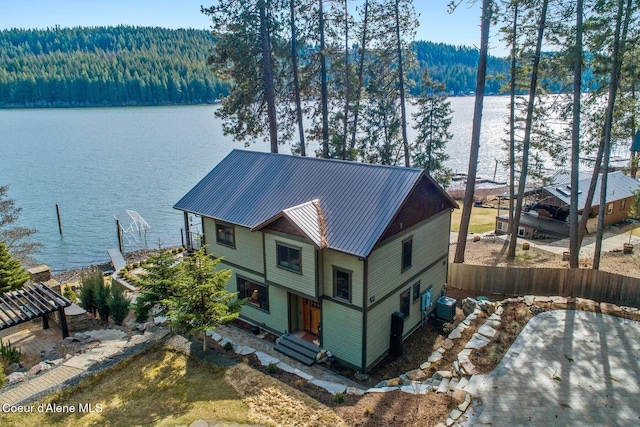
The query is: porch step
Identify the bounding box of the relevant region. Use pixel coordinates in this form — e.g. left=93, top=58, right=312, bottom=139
left=274, top=334, right=320, bottom=366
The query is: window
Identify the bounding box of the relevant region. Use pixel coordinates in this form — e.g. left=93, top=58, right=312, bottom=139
left=402, top=237, right=413, bottom=271
left=216, top=222, right=235, bottom=247
left=621, top=199, right=626, bottom=211
left=412, top=281, right=421, bottom=303
left=517, top=226, right=525, bottom=237
left=497, top=221, right=507, bottom=232
left=400, top=289, right=411, bottom=318
left=333, top=267, right=352, bottom=302
left=607, top=203, right=614, bottom=215
left=277, top=243, right=301, bottom=273
left=237, top=277, right=269, bottom=311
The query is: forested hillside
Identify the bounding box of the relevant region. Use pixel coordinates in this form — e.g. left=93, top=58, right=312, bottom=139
left=0, top=26, right=507, bottom=108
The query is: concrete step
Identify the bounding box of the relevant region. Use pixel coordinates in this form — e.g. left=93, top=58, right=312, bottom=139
left=274, top=335, right=320, bottom=366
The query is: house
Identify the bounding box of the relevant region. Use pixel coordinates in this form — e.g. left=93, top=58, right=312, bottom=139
left=174, top=149, right=458, bottom=372
left=495, top=171, right=640, bottom=238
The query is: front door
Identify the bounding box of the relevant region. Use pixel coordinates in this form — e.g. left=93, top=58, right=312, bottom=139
left=302, top=298, right=321, bottom=335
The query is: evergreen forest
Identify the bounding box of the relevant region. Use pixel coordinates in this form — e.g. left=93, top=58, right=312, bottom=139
left=0, top=25, right=507, bottom=108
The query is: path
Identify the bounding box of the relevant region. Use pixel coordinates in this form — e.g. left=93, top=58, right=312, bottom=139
left=461, top=310, right=640, bottom=426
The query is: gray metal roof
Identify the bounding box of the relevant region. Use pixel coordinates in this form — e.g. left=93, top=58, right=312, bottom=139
left=548, top=169, right=593, bottom=187
left=174, top=149, right=451, bottom=257
left=545, top=171, right=640, bottom=209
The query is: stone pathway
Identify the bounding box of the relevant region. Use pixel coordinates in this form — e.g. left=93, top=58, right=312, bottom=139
left=460, top=310, right=640, bottom=426
left=0, top=328, right=168, bottom=406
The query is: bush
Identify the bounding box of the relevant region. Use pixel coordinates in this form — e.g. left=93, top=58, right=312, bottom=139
left=223, top=341, right=234, bottom=351
left=95, top=280, right=111, bottom=322
left=79, top=269, right=102, bottom=315
left=108, top=287, right=130, bottom=325
left=334, top=392, right=345, bottom=404
left=62, top=284, right=79, bottom=304
left=0, top=339, right=21, bottom=366
left=266, top=362, right=277, bottom=374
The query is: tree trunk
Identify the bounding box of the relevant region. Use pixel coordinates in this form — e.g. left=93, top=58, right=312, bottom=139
left=394, top=0, right=410, bottom=167
left=290, top=0, right=306, bottom=156
left=507, top=0, right=549, bottom=260
left=569, top=0, right=583, bottom=268
left=593, top=0, right=632, bottom=269
left=259, top=1, right=278, bottom=153
left=454, top=0, right=492, bottom=263
left=342, top=0, right=350, bottom=159
left=350, top=0, right=369, bottom=154
left=508, top=3, right=518, bottom=236
left=319, top=0, right=329, bottom=157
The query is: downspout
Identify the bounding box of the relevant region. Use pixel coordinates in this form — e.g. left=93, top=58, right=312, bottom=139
left=361, top=257, right=368, bottom=373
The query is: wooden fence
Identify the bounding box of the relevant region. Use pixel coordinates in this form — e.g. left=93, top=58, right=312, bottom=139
left=448, top=264, right=640, bottom=308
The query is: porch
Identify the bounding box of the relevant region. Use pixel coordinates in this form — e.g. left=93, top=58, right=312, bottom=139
left=497, top=212, right=570, bottom=238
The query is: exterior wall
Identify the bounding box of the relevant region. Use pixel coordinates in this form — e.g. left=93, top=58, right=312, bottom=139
left=264, top=232, right=317, bottom=299
left=368, top=211, right=451, bottom=301
left=365, top=260, right=447, bottom=371
left=321, top=249, right=364, bottom=308
left=365, top=210, right=451, bottom=371
left=203, top=218, right=264, bottom=275
left=321, top=300, right=363, bottom=369
left=221, top=262, right=288, bottom=334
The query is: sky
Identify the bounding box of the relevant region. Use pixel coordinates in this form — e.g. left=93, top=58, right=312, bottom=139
left=0, top=0, right=507, bottom=56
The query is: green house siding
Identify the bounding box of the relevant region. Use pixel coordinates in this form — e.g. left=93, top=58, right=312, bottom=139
left=221, top=263, right=288, bottom=335
left=322, top=299, right=362, bottom=369
left=322, top=249, right=364, bottom=307
left=264, top=233, right=316, bottom=298
left=365, top=253, right=449, bottom=371
left=203, top=218, right=264, bottom=274
left=367, top=211, right=450, bottom=301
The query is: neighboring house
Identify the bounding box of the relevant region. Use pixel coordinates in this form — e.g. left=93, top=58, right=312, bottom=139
left=495, top=171, right=640, bottom=238
left=174, top=149, right=458, bottom=372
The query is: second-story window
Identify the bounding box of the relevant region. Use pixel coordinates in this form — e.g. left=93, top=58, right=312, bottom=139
left=216, top=222, right=235, bottom=247
left=402, top=236, right=413, bottom=271
left=277, top=243, right=301, bottom=273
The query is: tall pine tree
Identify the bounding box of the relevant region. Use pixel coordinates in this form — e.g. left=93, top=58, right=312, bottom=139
left=0, top=242, right=29, bottom=293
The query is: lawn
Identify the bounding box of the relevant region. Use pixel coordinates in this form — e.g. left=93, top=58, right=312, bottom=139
left=450, top=203, right=500, bottom=234
left=0, top=343, right=343, bottom=427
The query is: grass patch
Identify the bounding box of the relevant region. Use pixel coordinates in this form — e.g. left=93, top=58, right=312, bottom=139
left=0, top=343, right=343, bottom=427
left=450, top=203, right=500, bottom=234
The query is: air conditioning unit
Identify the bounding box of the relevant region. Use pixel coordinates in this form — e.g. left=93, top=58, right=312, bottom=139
left=436, top=296, right=456, bottom=321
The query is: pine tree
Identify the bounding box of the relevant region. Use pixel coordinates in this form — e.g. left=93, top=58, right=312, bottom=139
left=411, top=69, right=453, bottom=188
left=0, top=242, right=29, bottom=293
left=165, top=247, right=244, bottom=351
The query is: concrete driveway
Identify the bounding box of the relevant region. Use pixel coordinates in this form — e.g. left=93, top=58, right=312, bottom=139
left=462, top=310, right=640, bottom=426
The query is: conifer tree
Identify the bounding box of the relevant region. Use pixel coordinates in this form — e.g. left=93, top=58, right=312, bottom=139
left=0, top=242, right=29, bottom=293
left=411, top=69, right=453, bottom=188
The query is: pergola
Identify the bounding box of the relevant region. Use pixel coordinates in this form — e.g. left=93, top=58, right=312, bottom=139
left=0, top=283, right=72, bottom=338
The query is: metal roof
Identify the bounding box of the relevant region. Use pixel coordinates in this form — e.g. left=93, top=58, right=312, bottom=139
left=174, top=149, right=452, bottom=257
left=545, top=171, right=640, bottom=209
left=548, top=169, right=593, bottom=187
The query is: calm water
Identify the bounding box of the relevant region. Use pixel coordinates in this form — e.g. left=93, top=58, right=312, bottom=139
left=0, top=97, right=513, bottom=272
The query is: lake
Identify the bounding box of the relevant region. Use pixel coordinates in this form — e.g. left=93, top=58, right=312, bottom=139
left=0, top=97, right=513, bottom=272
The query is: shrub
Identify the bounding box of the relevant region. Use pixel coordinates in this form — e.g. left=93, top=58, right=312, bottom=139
left=223, top=341, right=234, bottom=351
left=79, top=269, right=102, bottom=315
left=266, top=362, right=277, bottom=374
left=95, top=279, right=111, bottom=322
left=0, top=339, right=21, bottom=366
left=334, top=392, right=345, bottom=404
left=108, top=287, right=130, bottom=325
left=62, top=284, right=79, bottom=303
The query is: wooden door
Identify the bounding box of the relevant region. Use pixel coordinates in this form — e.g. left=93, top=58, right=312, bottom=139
left=302, top=298, right=321, bottom=335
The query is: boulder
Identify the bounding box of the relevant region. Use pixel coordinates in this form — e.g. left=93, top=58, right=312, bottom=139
left=461, top=298, right=478, bottom=316
left=442, top=338, right=455, bottom=350
left=6, top=372, right=26, bottom=383
left=427, top=351, right=443, bottom=363
left=386, top=377, right=402, bottom=387
left=406, top=368, right=428, bottom=382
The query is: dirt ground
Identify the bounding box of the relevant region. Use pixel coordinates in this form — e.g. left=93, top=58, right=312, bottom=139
left=451, top=235, right=640, bottom=278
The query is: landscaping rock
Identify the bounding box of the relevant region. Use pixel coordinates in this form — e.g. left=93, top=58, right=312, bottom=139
left=450, top=408, right=463, bottom=420
left=6, top=372, right=26, bottom=383
left=427, top=351, right=443, bottom=363
left=235, top=345, right=256, bottom=355
left=386, top=377, right=402, bottom=387
left=524, top=295, right=535, bottom=306
left=458, top=348, right=472, bottom=362
left=293, top=369, right=313, bottom=381
left=419, top=361, right=431, bottom=370
left=478, top=324, right=497, bottom=338
left=399, top=374, right=409, bottom=384
left=452, top=360, right=460, bottom=375
left=434, top=370, right=453, bottom=380
left=406, top=368, right=428, bottom=382
left=400, top=383, right=431, bottom=394
left=310, top=379, right=346, bottom=395
left=255, top=351, right=280, bottom=367
left=446, top=418, right=455, bottom=427
left=436, top=377, right=450, bottom=393
left=153, top=316, right=167, bottom=325
left=346, top=386, right=364, bottom=395
left=600, top=302, right=622, bottom=314
left=534, top=296, right=552, bottom=303
left=488, top=313, right=501, bottom=321
left=461, top=298, right=478, bottom=315
left=354, top=372, right=369, bottom=382
left=460, top=361, right=478, bottom=375
left=74, top=333, right=90, bottom=341
left=451, top=389, right=467, bottom=403
left=465, top=333, right=491, bottom=350
left=276, top=362, right=295, bottom=373
left=456, top=377, right=469, bottom=390
left=448, top=328, right=462, bottom=340
left=443, top=338, right=455, bottom=349
left=448, top=378, right=460, bottom=390
left=366, top=386, right=399, bottom=393
left=189, top=420, right=208, bottom=427
left=458, top=400, right=471, bottom=412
